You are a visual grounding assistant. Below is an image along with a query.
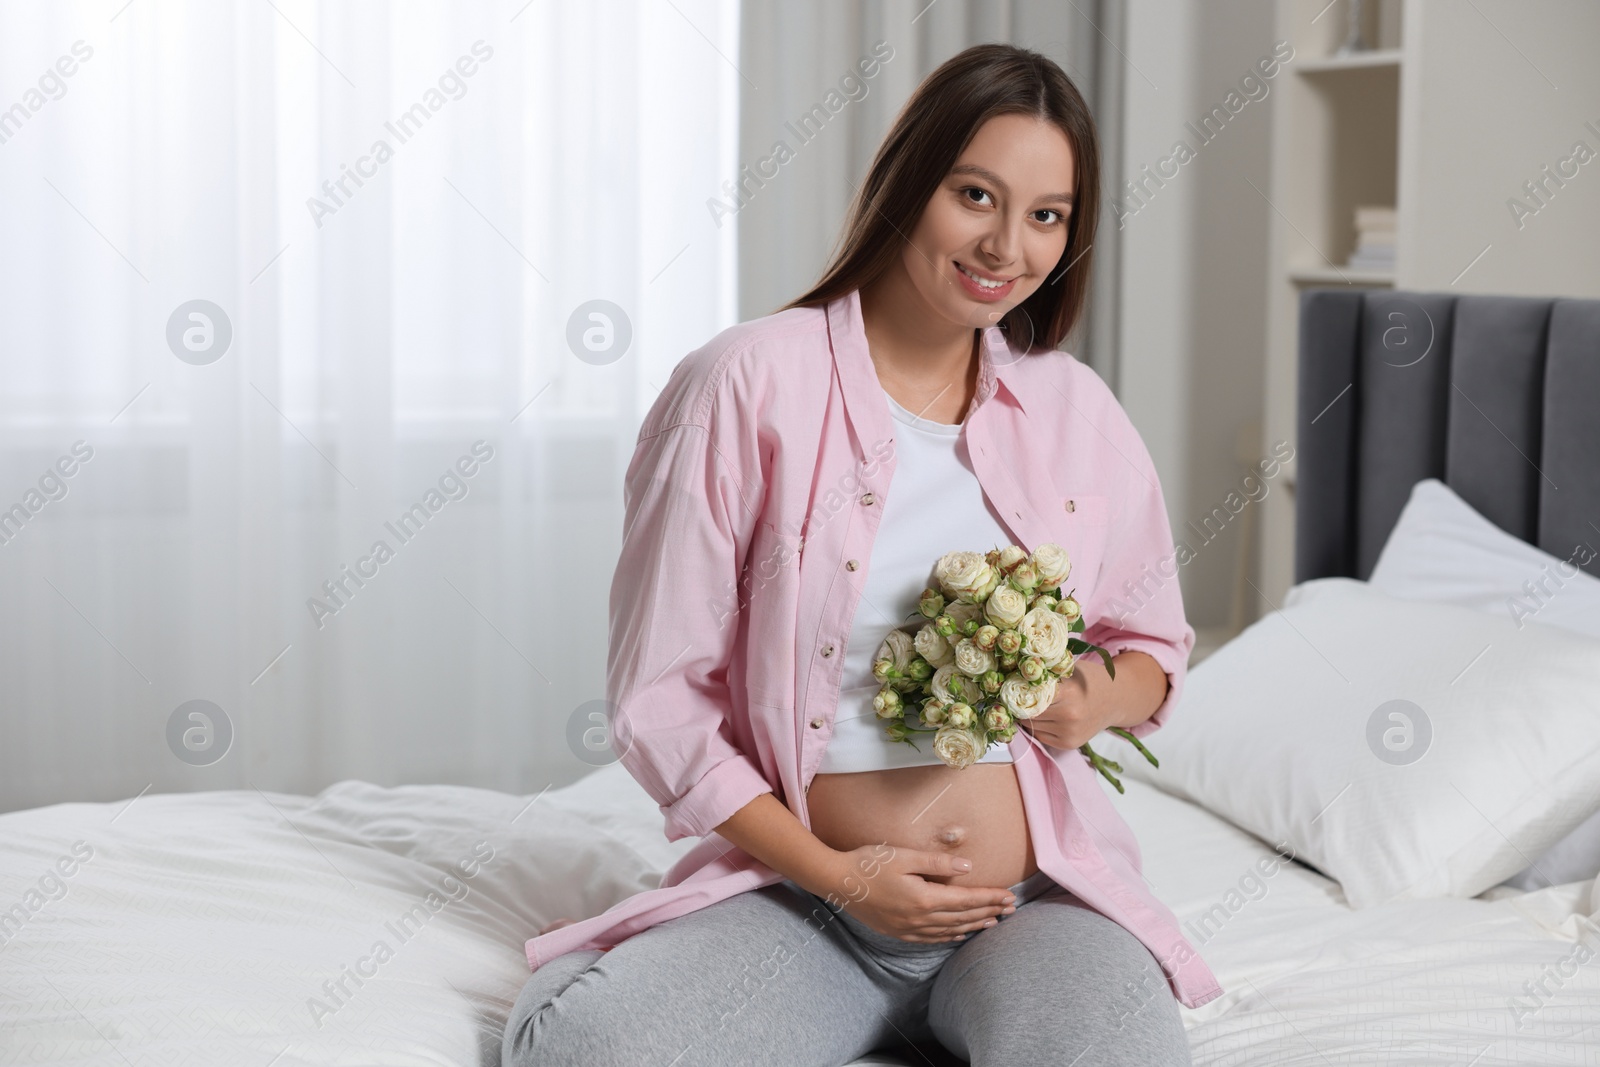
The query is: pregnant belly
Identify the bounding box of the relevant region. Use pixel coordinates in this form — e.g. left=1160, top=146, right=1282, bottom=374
left=805, top=763, right=1037, bottom=890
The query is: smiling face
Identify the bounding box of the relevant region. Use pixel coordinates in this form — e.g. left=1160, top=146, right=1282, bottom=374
left=898, top=112, right=1077, bottom=332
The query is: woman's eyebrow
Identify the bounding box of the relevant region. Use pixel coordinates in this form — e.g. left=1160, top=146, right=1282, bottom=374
left=949, top=163, right=1074, bottom=207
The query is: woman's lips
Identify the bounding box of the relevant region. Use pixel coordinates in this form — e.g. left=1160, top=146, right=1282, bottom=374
left=954, top=261, right=1017, bottom=302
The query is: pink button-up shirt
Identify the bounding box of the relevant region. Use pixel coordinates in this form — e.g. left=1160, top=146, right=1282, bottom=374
left=524, top=288, right=1224, bottom=1010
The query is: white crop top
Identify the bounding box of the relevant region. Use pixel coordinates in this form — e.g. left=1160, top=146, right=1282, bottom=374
left=818, top=384, right=1018, bottom=773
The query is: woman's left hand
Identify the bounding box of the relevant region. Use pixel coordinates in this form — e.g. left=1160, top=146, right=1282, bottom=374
left=1015, top=661, right=1116, bottom=750
left=1016, top=650, right=1167, bottom=750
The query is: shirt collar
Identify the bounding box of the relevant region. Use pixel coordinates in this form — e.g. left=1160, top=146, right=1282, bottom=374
left=825, top=286, right=1058, bottom=559
left=826, top=288, right=1030, bottom=426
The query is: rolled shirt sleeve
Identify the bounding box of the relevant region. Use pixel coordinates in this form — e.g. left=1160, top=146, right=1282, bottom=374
left=605, top=415, right=774, bottom=842
left=1079, top=421, right=1197, bottom=740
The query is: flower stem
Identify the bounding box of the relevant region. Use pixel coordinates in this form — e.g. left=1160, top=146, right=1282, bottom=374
left=1107, top=726, right=1159, bottom=768
left=1079, top=742, right=1126, bottom=794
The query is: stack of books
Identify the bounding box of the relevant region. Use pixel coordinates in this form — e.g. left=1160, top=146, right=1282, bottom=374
left=1346, top=205, right=1396, bottom=271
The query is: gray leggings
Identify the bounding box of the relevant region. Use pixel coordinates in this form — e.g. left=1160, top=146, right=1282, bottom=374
left=502, top=869, right=1192, bottom=1066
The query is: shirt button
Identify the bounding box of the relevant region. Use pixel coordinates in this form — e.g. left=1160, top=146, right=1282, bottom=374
left=809, top=717, right=824, bottom=729
left=1065, top=499, right=1076, bottom=512
left=860, top=492, right=875, bottom=506
left=845, top=559, right=859, bottom=571
left=821, top=645, right=834, bottom=657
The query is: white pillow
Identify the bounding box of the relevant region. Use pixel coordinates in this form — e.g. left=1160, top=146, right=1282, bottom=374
left=1102, top=578, right=1600, bottom=908
left=1366, top=477, right=1600, bottom=891
left=1367, top=477, right=1600, bottom=638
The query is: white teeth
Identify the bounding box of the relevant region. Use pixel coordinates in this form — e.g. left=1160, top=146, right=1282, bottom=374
left=957, top=263, right=1007, bottom=289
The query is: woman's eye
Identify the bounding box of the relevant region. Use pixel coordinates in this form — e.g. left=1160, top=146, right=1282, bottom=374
left=962, top=187, right=993, bottom=206
left=1034, top=209, right=1064, bottom=225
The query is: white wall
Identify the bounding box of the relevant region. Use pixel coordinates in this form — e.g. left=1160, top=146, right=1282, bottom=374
left=1119, top=0, right=1277, bottom=642
left=1398, top=0, right=1600, bottom=297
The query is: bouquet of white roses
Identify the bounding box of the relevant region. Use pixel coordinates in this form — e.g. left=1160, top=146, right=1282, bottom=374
left=870, top=541, right=1158, bottom=794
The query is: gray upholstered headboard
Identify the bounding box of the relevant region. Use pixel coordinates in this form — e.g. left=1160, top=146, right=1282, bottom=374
left=1295, top=288, right=1600, bottom=583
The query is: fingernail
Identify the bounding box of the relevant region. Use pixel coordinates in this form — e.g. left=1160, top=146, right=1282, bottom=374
left=982, top=919, right=996, bottom=927
left=1002, top=906, right=1015, bottom=914
left=954, top=859, right=972, bottom=871
left=1003, top=895, right=1015, bottom=905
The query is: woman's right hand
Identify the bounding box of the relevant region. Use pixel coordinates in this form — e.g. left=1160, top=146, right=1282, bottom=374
left=822, top=843, right=1017, bottom=943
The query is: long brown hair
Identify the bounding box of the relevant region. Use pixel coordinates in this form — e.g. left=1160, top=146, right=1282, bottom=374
left=779, top=43, right=1100, bottom=353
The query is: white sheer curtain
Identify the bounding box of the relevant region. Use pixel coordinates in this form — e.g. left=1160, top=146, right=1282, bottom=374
left=0, top=0, right=739, bottom=812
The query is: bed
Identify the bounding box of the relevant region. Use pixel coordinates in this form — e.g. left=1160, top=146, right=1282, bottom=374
left=4, top=288, right=1600, bottom=1065
left=5, top=758, right=1600, bottom=1064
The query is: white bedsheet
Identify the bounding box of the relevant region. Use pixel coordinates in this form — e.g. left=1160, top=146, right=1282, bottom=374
left=2, top=766, right=1597, bottom=1065
left=1111, top=779, right=1600, bottom=1065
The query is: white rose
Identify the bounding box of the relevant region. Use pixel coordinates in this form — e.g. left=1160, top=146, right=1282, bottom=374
left=931, top=664, right=982, bottom=706
left=876, top=629, right=917, bottom=673
left=932, top=725, right=986, bottom=769
left=1000, top=674, right=1058, bottom=720
left=1017, top=606, right=1071, bottom=667
left=935, top=550, right=998, bottom=604
left=1032, top=542, right=1072, bottom=587
left=998, top=545, right=1028, bottom=571
left=872, top=687, right=903, bottom=718
left=984, top=584, right=1028, bottom=629
left=945, top=601, right=985, bottom=635
left=913, top=624, right=955, bottom=668
left=953, top=637, right=996, bottom=678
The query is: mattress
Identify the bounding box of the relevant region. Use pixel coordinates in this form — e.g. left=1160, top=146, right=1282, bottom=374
left=2, top=764, right=1597, bottom=1065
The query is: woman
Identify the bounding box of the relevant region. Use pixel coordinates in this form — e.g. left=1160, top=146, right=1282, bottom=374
left=504, top=43, right=1220, bottom=1067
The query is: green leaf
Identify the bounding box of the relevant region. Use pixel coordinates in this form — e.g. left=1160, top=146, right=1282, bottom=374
left=1096, top=645, right=1115, bottom=678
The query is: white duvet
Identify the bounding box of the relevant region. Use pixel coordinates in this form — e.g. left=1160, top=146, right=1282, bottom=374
left=2, top=765, right=1598, bottom=1065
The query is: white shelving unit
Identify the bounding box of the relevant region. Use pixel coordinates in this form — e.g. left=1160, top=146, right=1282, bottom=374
left=1254, top=0, right=1600, bottom=610
left=1295, top=47, right=1402, bottom=74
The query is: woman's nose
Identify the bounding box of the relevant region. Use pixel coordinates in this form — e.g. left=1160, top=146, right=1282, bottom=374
left=976, top=221, right=1024, bottom=267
